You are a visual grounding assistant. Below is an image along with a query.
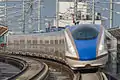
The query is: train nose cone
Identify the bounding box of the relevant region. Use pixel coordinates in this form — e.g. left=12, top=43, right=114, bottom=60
left=78, top=47, right=96, bottom=60
left=74, top=39, right=97, bottom=61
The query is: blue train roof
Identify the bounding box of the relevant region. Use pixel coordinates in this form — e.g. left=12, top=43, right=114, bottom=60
left=67, top=24, right=102, bottom=60
left=67, top=24, right=101, bottom=32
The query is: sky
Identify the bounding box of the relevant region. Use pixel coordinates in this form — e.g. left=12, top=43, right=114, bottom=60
left=92, top=0, right=120, bottom=28
left=0, top=0, right=120, bottom=32
left=4, top=0, right=56, bottom=32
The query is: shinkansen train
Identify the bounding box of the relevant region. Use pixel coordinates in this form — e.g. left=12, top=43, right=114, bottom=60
left=65, top=24, right=108, bottom=69
left=7, top=24, right=108, bottom=69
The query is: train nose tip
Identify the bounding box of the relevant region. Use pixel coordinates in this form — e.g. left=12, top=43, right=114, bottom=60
left=85, top=64, right=91, bottom=68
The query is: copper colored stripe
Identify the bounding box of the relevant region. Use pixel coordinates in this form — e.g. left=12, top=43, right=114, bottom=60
left=66, top=53, right=107, bottom=60
left=66, top=56, right=79, bottom=60
left=96, top=25, right=103, bottom=56
left=96, top=53, right=108, bottom=60
left=66, top=29, right=79, bottom=59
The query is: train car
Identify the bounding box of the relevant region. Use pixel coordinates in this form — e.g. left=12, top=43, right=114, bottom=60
left=7, top=24, right=108, bottom=69
left=64, top=24, right=108, bottom=69
left=7, top=31, right=65, bottom=54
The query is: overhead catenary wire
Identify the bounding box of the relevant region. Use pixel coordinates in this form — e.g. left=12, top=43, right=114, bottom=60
left=2, top=0, right=120, bottom=31
left=3, top=0, right=39, bottom=32
left=86, top=0, right=120, bottom=28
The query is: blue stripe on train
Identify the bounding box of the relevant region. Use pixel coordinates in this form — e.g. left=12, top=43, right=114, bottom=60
left=74, top=38, right=97, bottom=61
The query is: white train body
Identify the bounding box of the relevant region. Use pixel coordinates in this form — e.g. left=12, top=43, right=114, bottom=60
left=7, top=24, right=108, bottom=69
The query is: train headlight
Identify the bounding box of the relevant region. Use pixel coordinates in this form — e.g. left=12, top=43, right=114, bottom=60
left=97, top=43, right=107, bottom=56
left=97, top=44, right=105, bottom=56
left=65, top=45, right=77, bottom=58
left=69, top=45, right=76, bottom=55
left=65, top=30, right=78, bottom=58
left=99, top=44, right=104, bottom=52
left=97, top=29, right=108, bottom=56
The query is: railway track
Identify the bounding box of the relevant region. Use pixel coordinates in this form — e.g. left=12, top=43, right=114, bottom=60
left=12, top=55, right=49, bottom=80
left=0, top=51, right=108, bottom=80
left=3, top=54, right=75, bottom=80
left=36, top=58, right=108, bottom=80
left=74, top=69, right=108, bottom=80
left=2, top=50, right=76, bottom=80
left=0, top=54, right=49, bottom=80
left=36, top=59, right=75, bottom=80
left=80, top=72, right=104, bottom=80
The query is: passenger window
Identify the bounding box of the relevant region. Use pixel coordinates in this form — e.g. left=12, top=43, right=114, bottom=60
left=27, top=40, right=31, bottom=44
left=62, top=39, right=64, bottom=44
left=55, top=40, right=58, bottom=44
left=40, top=40, right=43, bottom=44
left=20, top=40, right=25, bottom=44
left=59, top=40, right=62, bottom=44
left=45, top=40, right=49, bottom=44
left=50, top=40, right=54, bottom=44
left=33, top=40, right=37, bottom=44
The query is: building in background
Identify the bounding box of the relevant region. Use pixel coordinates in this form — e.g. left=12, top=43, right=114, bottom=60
left=0, top=26, right=8, bottom=47
left=0, top=0, right=118, bottom=33
left=53, top=0, right=103, bottom=27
